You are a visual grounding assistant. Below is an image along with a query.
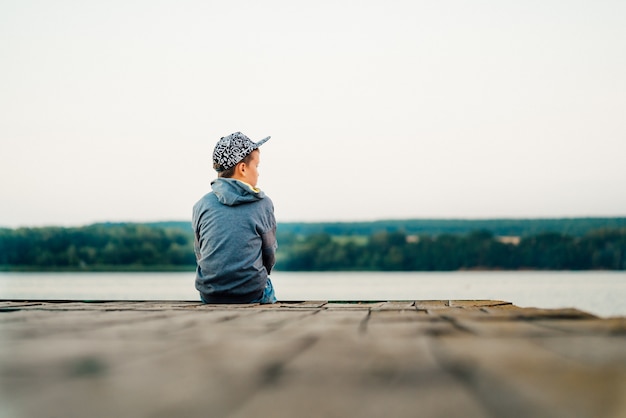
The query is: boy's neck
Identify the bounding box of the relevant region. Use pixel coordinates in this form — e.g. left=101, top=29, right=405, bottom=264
left=234, top=178, right=260, bottom=193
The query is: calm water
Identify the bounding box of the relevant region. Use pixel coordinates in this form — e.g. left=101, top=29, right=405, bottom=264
left=1, top=271, right=624, bottom=318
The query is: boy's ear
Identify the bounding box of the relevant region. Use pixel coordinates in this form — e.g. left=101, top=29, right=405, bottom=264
left=235, top=161, right=246, bottom=176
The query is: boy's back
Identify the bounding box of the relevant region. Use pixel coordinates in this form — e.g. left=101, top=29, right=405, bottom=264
left=193, top=132, right=277, bottom=304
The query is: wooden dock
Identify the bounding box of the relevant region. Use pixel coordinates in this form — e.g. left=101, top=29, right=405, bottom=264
left=1, top=300, right=625, bottom=418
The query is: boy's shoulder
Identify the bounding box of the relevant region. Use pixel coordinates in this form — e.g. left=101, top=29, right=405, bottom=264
left=193, top=191, right=218, bottom=210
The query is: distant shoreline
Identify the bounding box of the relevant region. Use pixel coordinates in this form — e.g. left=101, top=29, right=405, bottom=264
left=2, top=219, right=624, bottom=272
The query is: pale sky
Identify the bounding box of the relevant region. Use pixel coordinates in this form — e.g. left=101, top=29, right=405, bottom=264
left=1, top=0, right=625, bottom=228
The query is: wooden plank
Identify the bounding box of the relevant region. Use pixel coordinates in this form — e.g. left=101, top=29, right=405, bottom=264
left=429, top=335, right=626, bottom=418
left=0, top=301, right=205, bottom=312
left=530, top=318, right=626, bottom=336
left=367, top=315, right=463, bottom=339
left=414, top=300, right=511, bottom=311
left=370, top=301, right=417, bottom=311
left=261, top=301, right=328, bottom=309
left=452, top=319, right=571, bottom=337
left=531, top=336, right=626, bottom=367
left=324, top=301, right=386, bottom=310
left=449, top=300, right=512, bottom=308
left=481, top=305, right=597, bottom=320
left=368, top=309, right=432, bottom=323
left=414, top=300, right=452, bottom=310
left=0, top=309, right=171, bottom=338
left=4, top=329, right=319, bottom=418
left=230, top=327, right=488, bottom=418
left=423, top=306, right=492, bottom=320
left=425, top=304, right=596, bottom=321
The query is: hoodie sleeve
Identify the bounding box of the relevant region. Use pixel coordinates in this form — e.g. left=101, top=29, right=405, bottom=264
left=261, top=229, right=277, bottom=274
left=260, top=212, right=277, bottom=274
left=259, top=199, right=278, bottom=274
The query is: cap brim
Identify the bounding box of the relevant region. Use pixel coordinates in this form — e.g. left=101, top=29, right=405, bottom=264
left=254, top=136, right=270, bottom=148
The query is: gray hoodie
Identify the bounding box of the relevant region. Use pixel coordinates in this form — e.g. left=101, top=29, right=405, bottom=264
left=192, top=178, right=277, bottom=303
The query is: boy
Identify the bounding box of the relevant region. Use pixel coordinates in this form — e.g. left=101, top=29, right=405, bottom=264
left=192, top=132, right=277, bottom=304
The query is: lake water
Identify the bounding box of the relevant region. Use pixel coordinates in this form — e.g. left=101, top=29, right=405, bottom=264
left=1, top=271, right=624, bottom=318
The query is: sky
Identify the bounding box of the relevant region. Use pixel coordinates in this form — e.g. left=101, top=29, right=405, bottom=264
left=1, top=0, right=625, bottom=228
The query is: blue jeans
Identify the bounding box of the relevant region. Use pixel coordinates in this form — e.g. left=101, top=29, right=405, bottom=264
left=199, top=277, right=277, bottom=304
left=251, top=277, right=277, bottom=304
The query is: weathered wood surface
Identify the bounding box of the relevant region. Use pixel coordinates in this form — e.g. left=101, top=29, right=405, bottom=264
left=1, top=300, right=625, bottom=418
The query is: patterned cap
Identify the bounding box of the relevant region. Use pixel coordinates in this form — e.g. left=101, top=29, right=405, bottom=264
left=212, top=132, right=270, bottom=172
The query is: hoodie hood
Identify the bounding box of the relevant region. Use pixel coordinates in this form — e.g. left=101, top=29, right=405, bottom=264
left=211, top=178, right=265, bottom=206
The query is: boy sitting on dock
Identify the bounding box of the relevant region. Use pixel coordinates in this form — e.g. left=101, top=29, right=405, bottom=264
left=192, top=132, right=277, bottom=304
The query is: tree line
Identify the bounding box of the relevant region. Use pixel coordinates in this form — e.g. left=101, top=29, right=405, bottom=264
left=1, top=223, right=625, bottom=271
left=277, top=217, right=626, bottom=238
left=0, top=224, right=195, bottom=270
left=277, top=229, right=626, bottom=271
